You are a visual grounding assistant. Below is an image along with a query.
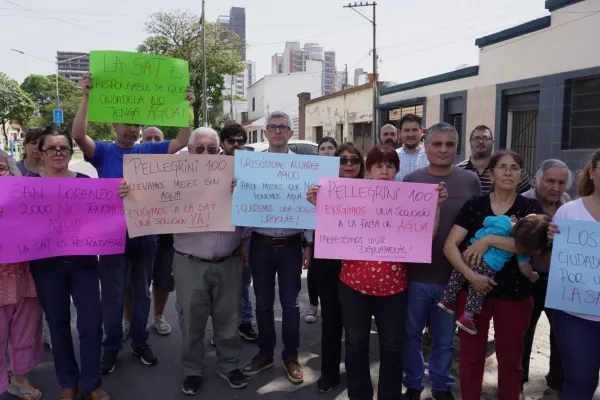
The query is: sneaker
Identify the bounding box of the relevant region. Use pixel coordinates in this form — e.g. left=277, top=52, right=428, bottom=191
left=150, top=315, right=172, bottom=336
left=437, top=300, right=455, bottom=315
left=218, top=369, right=248, bottom=389
left=132, top=343, right=159, bottom=366
left=242, top=354, right=274, bottom=377
left=122, top=320, right=130, bottom=342
left=100, top=350, right=118, bottom=375
left=432, top=391, right=455, bottom=400
left=404, top=388, right=423, bottom=400
left=283, top=357, right=304, bottom=384
left=317, top=375, right=340, bottom=393
left=304, top=305, right=318, bottom=323
left=181, top=375, right=203, bottom=396
left=43, top=325, right=52, bottom=349
left=237, top=322, right=258, bottom=341
left=456, top=315, right=477, bottom=335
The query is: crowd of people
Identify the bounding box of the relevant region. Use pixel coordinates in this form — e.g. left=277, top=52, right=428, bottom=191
left=1, top=71, right=599, bottom=400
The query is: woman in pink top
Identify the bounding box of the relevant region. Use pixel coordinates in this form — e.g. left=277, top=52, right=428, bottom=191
left=0, top=150, right=43, bottom=400
left=548, top=149, right=600, bottom=399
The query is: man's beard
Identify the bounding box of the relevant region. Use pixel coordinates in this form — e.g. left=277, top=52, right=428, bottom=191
left=384, top=139, right=397, bottom=147
left=472, top=149, right=492, bottom=160
left=402, top=141, right=419, bottom=150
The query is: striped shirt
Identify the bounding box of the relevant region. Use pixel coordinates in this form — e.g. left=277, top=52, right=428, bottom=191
left=456, top=158, right=531, bottom=195
left=395, top=146, right=429, bottom=181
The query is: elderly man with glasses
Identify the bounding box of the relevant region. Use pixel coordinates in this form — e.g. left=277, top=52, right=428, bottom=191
left=457, top=125, right=531, bottom=194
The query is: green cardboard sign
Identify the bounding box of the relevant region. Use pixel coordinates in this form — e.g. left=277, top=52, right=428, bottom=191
left=88, top=51, right=190, bottom=127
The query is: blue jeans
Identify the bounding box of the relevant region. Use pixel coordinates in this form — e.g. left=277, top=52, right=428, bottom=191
left=100, top=235, right=157, bottom=351
left=250, top=234, right=303, bottom=360
left=404, top=281, right=456, bottom=392
left=240, top=240, right=254, bottom=324
left=30, top=257, right=103, bottom=394
left=553, top=310, right=600, bottom=399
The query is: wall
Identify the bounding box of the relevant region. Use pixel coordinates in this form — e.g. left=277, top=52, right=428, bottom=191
left=304, top=87, right=372, bottom=143
left=247, top=71, right=323, bottom=123
left=464, top=85, right=497, bottom=158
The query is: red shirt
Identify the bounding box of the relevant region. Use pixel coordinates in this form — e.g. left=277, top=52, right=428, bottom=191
left=340, top=260, right=407, bottom=296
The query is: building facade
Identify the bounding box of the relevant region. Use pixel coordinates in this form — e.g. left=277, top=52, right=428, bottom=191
left=56, top=51, right=89, bottom=83
left=378, top=0, right=600, bottom=178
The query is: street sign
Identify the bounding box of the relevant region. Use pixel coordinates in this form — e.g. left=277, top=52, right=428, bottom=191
left=53, top=109, right=64, bottom=124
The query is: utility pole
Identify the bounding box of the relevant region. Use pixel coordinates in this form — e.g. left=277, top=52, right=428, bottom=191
left=201, top=0, right=208, bottom=126
left=343, top=2, right=378, bottom=147
left=230, top=74, right=234, bottom=117
left=344, top=64, right=348, bottom=86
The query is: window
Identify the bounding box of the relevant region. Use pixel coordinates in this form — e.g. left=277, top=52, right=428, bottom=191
left=443, top=96, right=465, bottom=155
left=253, top=131, right=258, bottom=143
left=563, top=75, right=600, bottom=149
left=252, top=98, right=255, bottom=111
left=297, top=144, right=318, bottom=155
left=388, top=105, right=424, bottom=121
left=315, top=126, right=323, bottom=142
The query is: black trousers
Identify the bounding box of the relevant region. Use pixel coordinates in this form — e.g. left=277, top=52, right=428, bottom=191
left=340, top=282, right=408, bottom=400
left=521, top=272, right=564, bottom=392
left=307, top=260, right=319, bottom=307
left=311, top=258, right=343, bottom=379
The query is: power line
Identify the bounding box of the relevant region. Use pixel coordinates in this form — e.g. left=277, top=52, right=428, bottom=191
left=1, top=0, right=85, bottom=29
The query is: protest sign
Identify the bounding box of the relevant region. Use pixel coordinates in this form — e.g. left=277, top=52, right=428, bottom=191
left=545, top=219, right=600, bottom=317
left=0, top=177, right=126, bottom=263
left=231, top=151, right=339, bottom=229
left=123, top=154, right=235, bottom=237
left=88, top=50, right=190, bottom=127
left=314, top=177, right=438, bottom=263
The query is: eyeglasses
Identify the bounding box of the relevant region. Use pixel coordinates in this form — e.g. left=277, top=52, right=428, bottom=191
left=226, top=138, right=246, bottom=146
left=340, top=156, right=361, bottom=165
left=471, top=136, right=493, bottom=143
left=0, top=165, right=9, bottom=173
left=194, top=145, right=218, bottom=154
left=42, top=146, right=72, bottom=156
left=266, top=124, right=290, bottom=133
left=492, top=166, right=522, bottom=173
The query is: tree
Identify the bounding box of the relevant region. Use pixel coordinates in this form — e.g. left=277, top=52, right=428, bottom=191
left=0, top=73, right=35, bottom=145
left=138, top=10, right=245, bottom=128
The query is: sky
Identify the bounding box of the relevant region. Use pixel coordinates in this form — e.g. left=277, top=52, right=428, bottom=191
left=1, top=0, right=550, bottom=86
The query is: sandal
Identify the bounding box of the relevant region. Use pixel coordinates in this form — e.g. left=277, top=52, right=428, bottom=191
left=59, top=387, right=78, bottom=400
left=86, top=387, right=111, bottom=400
left=7, top=384, right=43, bottom=400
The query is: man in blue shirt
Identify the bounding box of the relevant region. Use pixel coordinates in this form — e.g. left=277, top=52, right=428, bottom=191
left=72, top=73, right=195, bottom=375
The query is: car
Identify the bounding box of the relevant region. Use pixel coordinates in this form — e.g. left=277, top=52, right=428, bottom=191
left=244, top=140, right=318, bottom=155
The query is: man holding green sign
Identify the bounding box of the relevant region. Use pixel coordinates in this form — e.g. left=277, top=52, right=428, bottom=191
left=71, top=50, right=195, bottom=376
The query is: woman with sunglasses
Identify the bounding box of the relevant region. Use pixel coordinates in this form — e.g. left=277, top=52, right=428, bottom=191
left=0, top=150, right=44, bottom=400
left=27, top=126, right=109, bottom=400
left=304, top=137, right=339, bottom=325
left=307, top=145, right=447, bottom=399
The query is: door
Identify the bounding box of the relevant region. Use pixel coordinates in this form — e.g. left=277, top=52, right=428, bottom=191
left=506, top=91, right=540, bottom=177
left=353, top=122, right=373, bottom=155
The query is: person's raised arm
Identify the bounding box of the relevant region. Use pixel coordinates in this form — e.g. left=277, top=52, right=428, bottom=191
left=72, top=73, right=96, bottom=159
left=167, top=87, right=195, bottom=154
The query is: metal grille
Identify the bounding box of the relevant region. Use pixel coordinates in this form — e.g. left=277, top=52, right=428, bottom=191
left=388, top=105, right=424, bottom=121
left=511, top=109, right=539, bottom=176
left=353, top=122, right=373, bottom=155
left=315, top=126, right=323, bottom=143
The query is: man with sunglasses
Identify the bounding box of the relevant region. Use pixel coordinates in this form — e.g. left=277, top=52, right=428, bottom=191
left=172, top=127, right=250, bottom=395
left=72, top=73, right=195, bottom=375
left=219, top=124, right=259, bottom=343
left=241, top=111, right=306, bottom=385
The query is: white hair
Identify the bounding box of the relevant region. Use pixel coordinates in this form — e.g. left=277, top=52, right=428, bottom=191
left=266, top=111, right=293, bottom=129
left=535, top=159, right=574, bottom=190
left=380, top=124, right=397, bottom=133
left=189, top=127, right=219, bottom=147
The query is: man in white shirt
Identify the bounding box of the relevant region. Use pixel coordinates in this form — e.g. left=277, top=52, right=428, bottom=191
left=241, top=111, right=305, bottom=385
left=395, top=114, right=429, bottom=181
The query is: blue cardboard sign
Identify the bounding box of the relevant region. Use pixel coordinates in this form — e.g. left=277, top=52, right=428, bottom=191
left=546, top=219, right=600, bottom=316
left=231, top=151, right=339, bottom=229
left=53, top=109, right=64, bottom=124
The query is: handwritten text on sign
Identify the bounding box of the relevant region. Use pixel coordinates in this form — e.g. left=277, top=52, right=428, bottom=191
left=314, top=178, right=438, bottom=263
left=232, top=151, right=339, bottom=229
left=88, top=50, right=190, bottom=127
left=546, top=219, right=600, bottom=317
left=0, top=177, right=126, bottom=263
left=123, top=154, right=235, bottom=237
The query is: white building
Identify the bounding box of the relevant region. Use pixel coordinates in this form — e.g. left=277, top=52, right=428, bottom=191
left=246, top=64, right=323, bottom=143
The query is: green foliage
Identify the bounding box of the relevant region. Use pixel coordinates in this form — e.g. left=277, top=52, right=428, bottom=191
left=222, top=94, right=246, bottom=101
left=19, top=74, right=113, bottom=140
left=138, top=10, right=245, bottom=129
left=0, top=73, right=35, bottom=144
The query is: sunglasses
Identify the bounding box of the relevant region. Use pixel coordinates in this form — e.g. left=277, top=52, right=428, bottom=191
left=195, top=145, right=218, bottom=154
left=226, top=138, right=246, bottom=146
left=340, top=156, right=361, bottom=165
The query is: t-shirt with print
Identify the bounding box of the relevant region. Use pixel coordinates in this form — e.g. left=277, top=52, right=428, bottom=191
left=84, top=140, right=171, bottom=178
left=403, top=167, right=482, bottom=285
left=454, top=194, right=543, bottom=300
left=553, top=198, right=600, bottom=322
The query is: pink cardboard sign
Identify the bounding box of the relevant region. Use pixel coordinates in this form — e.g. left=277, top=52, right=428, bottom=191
left=314, top=177, right=438, bottom=263
left=0, top=177, right=126, bottom=263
